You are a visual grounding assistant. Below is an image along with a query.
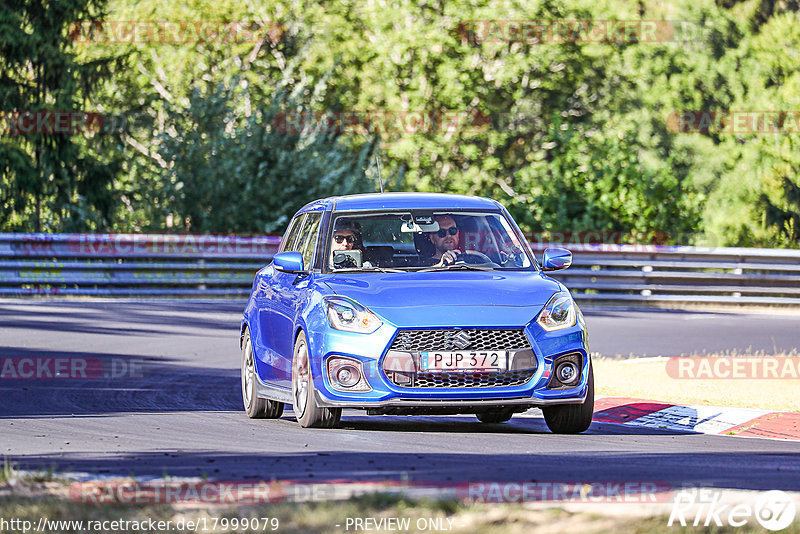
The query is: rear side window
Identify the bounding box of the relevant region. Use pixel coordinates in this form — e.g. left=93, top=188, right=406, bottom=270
left=296, top=212, right=322, bottom=269
left=279, top=215, right=305, bottom=253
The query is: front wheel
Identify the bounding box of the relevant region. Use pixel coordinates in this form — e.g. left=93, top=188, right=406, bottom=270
left=542, top=363, right=594, bottom=434
left=241, top=328, right=284, bottom=419
left=292, top=331, right=341, bottom=428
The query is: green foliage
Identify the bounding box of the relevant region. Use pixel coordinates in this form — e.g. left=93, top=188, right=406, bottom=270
left=2, top=0, right=799, bottom=246
left=157, top=76, right=379, bottom=232
left=0, top=0, right=124, bottom=232
left=510, top=122, right=701, bottom=241
left=689, top=8, right=800, bottom=247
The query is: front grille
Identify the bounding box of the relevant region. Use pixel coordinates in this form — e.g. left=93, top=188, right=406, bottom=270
left=390, top=329, right=530, bottom=352
left=389, top=369, right=536, bottom=389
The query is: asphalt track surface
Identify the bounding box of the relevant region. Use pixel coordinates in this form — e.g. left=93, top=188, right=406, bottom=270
left=1, top=300, right=799, bottom=491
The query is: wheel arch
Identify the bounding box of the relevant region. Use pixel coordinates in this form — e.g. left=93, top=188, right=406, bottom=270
left=240, top=320, right=249, bottom=349
left=293, top=324, right=308, bottom=350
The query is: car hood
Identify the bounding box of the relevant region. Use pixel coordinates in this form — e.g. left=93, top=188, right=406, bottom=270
left=318, top=271, right=562, bottom=328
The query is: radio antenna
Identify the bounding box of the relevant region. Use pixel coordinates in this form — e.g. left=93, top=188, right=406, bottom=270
left=376, top=155, right=384, bottom=193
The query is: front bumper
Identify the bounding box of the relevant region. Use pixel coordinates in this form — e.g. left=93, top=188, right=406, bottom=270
left=314, top=391, right=587, bottom=408
left=307, top=320, right=591, bottom=410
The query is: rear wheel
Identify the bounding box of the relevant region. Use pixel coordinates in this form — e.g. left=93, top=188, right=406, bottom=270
left=542, top=363, right=594, bottom=434
left=241, top=328, right=284, bottom=419
left=292, top=331, right=341, bottom=428
left=476, top=409, right=514, bottom=423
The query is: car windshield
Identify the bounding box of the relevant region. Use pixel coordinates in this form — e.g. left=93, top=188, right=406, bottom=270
left=326, top=210, right=534, bottom=272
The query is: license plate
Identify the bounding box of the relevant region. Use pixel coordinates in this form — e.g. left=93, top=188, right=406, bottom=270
left=420, top=351, right=508, bottom=372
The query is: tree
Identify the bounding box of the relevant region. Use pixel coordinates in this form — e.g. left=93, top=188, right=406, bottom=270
left=157, top=75, right=380, bottom=233
left=761, top=176, right=800, bottom=245
left=0, top=0, right=124, bottom=232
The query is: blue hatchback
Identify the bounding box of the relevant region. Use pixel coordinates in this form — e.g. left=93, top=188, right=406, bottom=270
left=240, top=193, right=593, bottom=432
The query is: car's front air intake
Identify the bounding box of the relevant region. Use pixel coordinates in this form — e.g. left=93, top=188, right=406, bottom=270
left=387, top=369, right=536, bottom=389
left=390, top=328, right=530, bottom=352
left=385, top=328, right=536, bottom=389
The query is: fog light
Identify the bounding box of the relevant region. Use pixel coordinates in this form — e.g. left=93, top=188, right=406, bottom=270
left=336, top=365, right=360, bottom=388
left=556, top=361, right=579, bottom=385
left=326, top=357, right=371, bottom=392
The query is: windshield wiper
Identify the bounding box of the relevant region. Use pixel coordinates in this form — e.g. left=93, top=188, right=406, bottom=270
left=417, top=264, right=493, bottom=272
left=333, top=267, right=406, bottom=273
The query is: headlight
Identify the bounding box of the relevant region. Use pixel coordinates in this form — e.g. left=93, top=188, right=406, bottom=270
left=536, top=291, right=577, bottom=331
left=324, top=296, right=382, bottom=333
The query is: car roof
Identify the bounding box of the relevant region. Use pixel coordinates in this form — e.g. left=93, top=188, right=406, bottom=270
left=297, top=193, right=502, bottom=213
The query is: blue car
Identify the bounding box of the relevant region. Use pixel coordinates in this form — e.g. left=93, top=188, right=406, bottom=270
left=240, top=193, right=593, bottom=433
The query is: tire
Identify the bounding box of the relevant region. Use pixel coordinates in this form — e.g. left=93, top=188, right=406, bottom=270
left=292, top=331, right=342, bottom=428
left=542, top=362, right=594, bottom=434
left=241, top=328, right=284, bottom=419
left=476, top=409, right=514, bottom=423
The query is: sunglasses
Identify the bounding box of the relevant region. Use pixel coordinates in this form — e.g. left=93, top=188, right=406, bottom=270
left=334, top=234, right=356, bottom=244
left=436, top=227, right=459, bottom=237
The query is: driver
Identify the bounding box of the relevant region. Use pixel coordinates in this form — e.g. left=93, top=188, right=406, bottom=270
left=331, top=219, right=364, bottom=268
left=427, top=215, right=462, bottom=266
left=332, top=220, right=361, bottom=251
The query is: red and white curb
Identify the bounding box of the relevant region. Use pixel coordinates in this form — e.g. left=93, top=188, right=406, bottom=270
left=591, top=396, right=800, bottom=441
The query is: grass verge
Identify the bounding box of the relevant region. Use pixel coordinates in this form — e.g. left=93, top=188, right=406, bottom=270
left=2, top=489, right=799, bottom=534
left=1, top=458, right=19, bottom=485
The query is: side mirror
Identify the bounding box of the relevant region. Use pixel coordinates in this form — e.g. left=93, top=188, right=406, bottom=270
left=542, top=248, right=572, bottom=272
left=273, top=251, right=305, bottom=273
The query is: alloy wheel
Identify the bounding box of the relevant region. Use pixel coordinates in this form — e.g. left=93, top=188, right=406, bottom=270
left=293, top=341, right=309, bottom=419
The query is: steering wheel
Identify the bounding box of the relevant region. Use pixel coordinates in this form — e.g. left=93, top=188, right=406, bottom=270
left=455, top=251, right=495, bottom=265
left=498, top=247, right=525, bottom=266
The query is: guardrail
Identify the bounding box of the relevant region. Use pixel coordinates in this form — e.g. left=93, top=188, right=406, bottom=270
left=2, top=234, right=799, bottom=306
left=529, top=243, right=800, bottom=306
left=0, top=234, right=278, bottom=297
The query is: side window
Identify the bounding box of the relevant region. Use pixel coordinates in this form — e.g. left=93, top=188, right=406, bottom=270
left=296, top=212, right=322, bottom=269
left=279, top=215, right=305, bottom=253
